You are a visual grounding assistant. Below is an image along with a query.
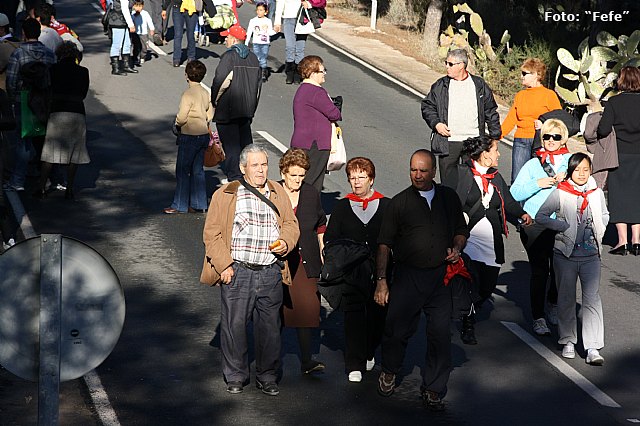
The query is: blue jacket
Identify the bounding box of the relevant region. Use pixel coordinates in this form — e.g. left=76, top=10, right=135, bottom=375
left=510, top=154, right=570, bottom=217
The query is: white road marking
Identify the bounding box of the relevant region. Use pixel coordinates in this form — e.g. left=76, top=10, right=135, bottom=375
left=256, top=131, right=287, bottom=153
left=84, top=371, right=122, bottom=426
left=147, top=40, right=167, bottom=56
left=501, top=321, right=621, bottom=408
left=91, top=2, right=105, bottom=13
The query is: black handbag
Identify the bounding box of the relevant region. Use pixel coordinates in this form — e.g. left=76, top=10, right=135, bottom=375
left=319, top=238, right=371, bottom=286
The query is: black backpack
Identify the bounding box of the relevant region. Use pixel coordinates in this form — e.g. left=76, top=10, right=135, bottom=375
left=20, top=61, right=51, bottom=124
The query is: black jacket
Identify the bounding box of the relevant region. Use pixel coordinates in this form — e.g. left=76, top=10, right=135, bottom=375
left=420, top=74, right=501, bottom=156
left=211, top=44, right=261, bottom=124
left=450, top=161, right=525, bottom=264
left=162, top=0, right=216, bottom=16
left=107, top=0, right=127, bottom=29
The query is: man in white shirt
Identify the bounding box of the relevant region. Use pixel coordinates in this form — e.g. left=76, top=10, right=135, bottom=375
left=35, top=3, right=62, bottom=56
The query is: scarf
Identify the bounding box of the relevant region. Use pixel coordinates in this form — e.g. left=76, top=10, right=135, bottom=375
left=557, top=180, right=597, bottom=216
left=471, top=165, right=509, bottom=236
left=346, top=190, right=384, bottom=210
left=443, top=257, right=472, bottom=286
left=535, top=146, right=569, bottom=165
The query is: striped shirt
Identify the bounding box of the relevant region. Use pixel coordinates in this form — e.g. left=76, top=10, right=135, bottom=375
left=231, top=185, right=280, bottom=265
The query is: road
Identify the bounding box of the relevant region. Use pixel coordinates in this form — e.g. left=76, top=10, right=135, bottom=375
left=1, top=0, right=640, bottom=424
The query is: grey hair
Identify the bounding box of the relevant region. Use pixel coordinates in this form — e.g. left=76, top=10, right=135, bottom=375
left=447, top=49, right=468, bottom=68
left=239, top=144, right=269, bottom=167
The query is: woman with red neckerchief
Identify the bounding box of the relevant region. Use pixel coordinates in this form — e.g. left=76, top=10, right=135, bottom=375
left=323, top=157, right=389, bottom=383
left=447, top=136, right=530, bottom=345
left=511, top=119, right=571, bottom=336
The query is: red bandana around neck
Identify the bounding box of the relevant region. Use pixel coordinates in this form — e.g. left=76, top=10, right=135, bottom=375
left=557, top=180, right=597, bottom=216
left=536, top=147, right=569, bottom=165
left=471, top=166, right=498, bottom=194
left=346, top=190, right=384, bottom=210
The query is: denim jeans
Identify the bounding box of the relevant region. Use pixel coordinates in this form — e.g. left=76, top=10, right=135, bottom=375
left=282, top=18, right=306, bottom=63
left=170, top=133, right=209, bottom=212
left=110, top=28, right=132, bottom=56
left=172, top=7, right=198, bottom=63
left=252, top=44, right=270, bottom=68
left=511, top=137, right=535, bottom=184
left=8, top=102, right=35, bottom=189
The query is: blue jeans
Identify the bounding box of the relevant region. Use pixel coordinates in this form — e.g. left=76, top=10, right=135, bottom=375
left=8, top=102, right=35, bottom=189
left=511, top=137, right=535, bottom=184
left=172, top=7, right=198, bottom=63
left=252, top=44, right=269, bottom=68
left=170, top=133, right=209, bottom=212
left=282, top=18, right=306, bottom=63
left=110, top=28, right=132, bottom=56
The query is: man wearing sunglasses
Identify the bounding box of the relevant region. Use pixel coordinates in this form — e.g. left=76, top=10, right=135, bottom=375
left=420, top=49, right=501, bottom=188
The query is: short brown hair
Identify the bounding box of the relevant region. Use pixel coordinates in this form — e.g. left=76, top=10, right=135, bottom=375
left=298, top=55, right=323, bottom=79
left=521, top=58, right=547, bottom=83
left=345, top=157, right=376, bottom=180
left=186, top=60, right=206, bottom=82
left=279, top=148, right=310, bottom=174
left=617, top=66, right=640, bottom=92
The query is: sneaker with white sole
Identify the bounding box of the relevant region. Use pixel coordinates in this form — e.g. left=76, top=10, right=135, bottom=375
left=547, top=303, right=558, bottom=326
left=533, top=318, right=551, bottom=335
left=366, top=358, right=375, bottom=371
left=2, top=238, right=16, bottom=250
left=586, top=348, right=604, bottom=366
left=562, top=342, right=575, bottom=359
left=348, top=371, right=362, bottom=382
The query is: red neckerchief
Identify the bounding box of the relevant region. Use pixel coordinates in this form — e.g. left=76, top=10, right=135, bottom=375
left=346, top=190, right=384, bottom=210
left=444, top=257, right=472, bottom=286
left=470, top=164, right=509, bottom=236
left=557, top=181, right=597, bottom=216
left=535, top=147, right=569, bottom=165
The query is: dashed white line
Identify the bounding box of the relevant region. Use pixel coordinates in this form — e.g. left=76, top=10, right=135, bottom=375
left=501, top=321, right=621, bottom=408
left=91, top=1, right=104, bottom=13
left=256, top=130, right=288, bottom=153
left=84, top=371, right=121, bottom=426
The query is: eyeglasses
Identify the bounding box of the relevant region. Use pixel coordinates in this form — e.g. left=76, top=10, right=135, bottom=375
left=316, top=69, right=327, bottom=75
left=542, top=134, right=563, bottom=141
left=521, top=71, right=532, bottom=77
left=349, top=176, right=369, bottom=182
left=445, top=61, right=462, bottom=67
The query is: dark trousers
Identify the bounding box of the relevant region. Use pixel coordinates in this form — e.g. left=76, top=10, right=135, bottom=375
left=520, top=225, right=558, bottom=320
left=217, top=118, right=253, bottom=181
left=471, top=260, right=500, bottom=302
left=381, top=264, right=452, bottom=393
left=302, top=141, right=330, bottom=193
left=131, top=33, right=149, bottom=61
left=437, top=140, right=465, bottom=188
left=220, top=262, right=283, bottom=383
left=171, top=6, right=198, bottom=63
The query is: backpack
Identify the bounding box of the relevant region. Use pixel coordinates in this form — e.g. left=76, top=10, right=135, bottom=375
left=20, top=61, right=51, bottom=124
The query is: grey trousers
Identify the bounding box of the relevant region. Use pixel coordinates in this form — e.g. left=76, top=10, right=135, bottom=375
left=220, top=262, right=283, bottom=383
left=553, top=253, right=604, bottom=350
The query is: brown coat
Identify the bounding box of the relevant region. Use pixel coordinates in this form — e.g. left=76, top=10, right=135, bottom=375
left=584, top=111, right=619, bottom=172
left=200, top=180, right=300, bottom=286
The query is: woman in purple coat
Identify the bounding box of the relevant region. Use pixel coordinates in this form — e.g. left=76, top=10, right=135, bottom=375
left=290, top=55, right=341, bottom=192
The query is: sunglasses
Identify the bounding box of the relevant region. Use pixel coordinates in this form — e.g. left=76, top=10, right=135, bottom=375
left=445, top=61, right=462, bottom=67
left=521, top=71, right=532, bottom=77
left=542, top=134, right=563, bottom=141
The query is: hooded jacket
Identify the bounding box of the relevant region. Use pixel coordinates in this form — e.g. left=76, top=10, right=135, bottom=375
left=211, top=43, right=261, bottom=124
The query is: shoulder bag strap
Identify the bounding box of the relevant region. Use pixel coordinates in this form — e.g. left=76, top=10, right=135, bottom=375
left=540, top=159, right=556, bottom=178
left=240, top=178, right=280, bottom=217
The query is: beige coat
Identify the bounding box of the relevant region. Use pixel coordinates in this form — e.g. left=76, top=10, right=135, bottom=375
left=200, top=180, right=300, bottom=285
left=175, top=81, right=213, bottom=135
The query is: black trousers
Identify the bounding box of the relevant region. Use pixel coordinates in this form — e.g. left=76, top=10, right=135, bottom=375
left=437, top=140, right=465, bottom=187
left=471, top=260, right=500, bottom=303
left=302, top=141, right=330, bottom=193
left=520, top=225, right=558, bottom=320
left=381, top=263, right=451, bottom=394
left=217, top=118, right=253, bottom=181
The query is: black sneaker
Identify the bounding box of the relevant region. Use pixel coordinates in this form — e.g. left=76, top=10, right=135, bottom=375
left=422, top=390, right=445, bottom=412
left=377, top=371, right=395, bottom=397
left=256, top=378, right=279, bottom=396
left=226, top=381, right=243, bottom=394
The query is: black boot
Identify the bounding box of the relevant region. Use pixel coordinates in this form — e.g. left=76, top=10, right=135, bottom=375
left=461, top=313, right=477, bottom=345
left=285, top=61, right=295, bottom=84
left=293, top=63, right=302, bottom=84
left=261, top=67, right=269, bottom=82
left=122, top=54, right=139, bottom=73
left=110, top=56, right=126, bottom=75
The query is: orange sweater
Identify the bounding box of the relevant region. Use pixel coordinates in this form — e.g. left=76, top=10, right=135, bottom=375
left=501, top=86, right=561, bottom=139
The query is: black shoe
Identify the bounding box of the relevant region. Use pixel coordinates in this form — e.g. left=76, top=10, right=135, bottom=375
left=110, top=56, right=126, bottom=75
left=256, top=378, right=279, bottom=396
left=460, top=314, right=477, bottom=345
left=32, top=189, right=46, bottom=199
left=632, top=244, right=640, bottom=256
left=377, top=371, right=395, bottom=397
left=301, top=360, right=325, bottom=374
left=422, top=390, right=445, bottom=412
left=122, top=54, right=139, bottom=73
left=226, top=381, right=243, bottom=394
left=65, top=189, right=74, bottom=200
left=285, top=61, right=295, bottom=84
left=609, top=244, right=630, bottom=255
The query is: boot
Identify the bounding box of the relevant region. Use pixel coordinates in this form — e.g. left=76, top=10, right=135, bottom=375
left=261, top=67, right=269, bottom=82
left=285, top=61, right=295, bottom=84
left=122, top=54, right=139, bottom=73
left=110, top=56, right=126, bottom=75
left=461, top=313, right=477, bottom=345
left=293, top=63, right=302, bottom=84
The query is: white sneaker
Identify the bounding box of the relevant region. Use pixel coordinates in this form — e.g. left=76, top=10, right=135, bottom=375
left=562, top=342, right=575, bottom=359
left=366, top=358, right=375, bottom=371
left=348, top=371, right=362, bottom=382
left=533, top=318, right=551, bottom=335
left=2, top=238, right=15, bottom=250
left=586, top=349, right=604, bottom=366
left=547, top=304, right=558, bottom=326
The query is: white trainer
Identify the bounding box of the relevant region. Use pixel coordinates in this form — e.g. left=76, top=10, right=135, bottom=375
left=586, top=349, right=604, bottom=366
left=366, top=358, right=375, bottom=371
left=533, top=318, right=551, bottom=335
left=3, top=238, right=15, bottom=250
left=547, top=303, right=558, bottom=326
left=348, top=371, right=362, bottom=382
left=562, top=342, right=575, bottom=359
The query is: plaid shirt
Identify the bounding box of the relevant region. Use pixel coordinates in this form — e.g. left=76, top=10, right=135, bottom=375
left=231, top=185, right=280, bottom=265
left=6, top=41, right=56, bottom=101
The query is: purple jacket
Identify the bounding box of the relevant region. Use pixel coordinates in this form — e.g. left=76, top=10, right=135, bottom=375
left=291, top=83, right=342, bottom=150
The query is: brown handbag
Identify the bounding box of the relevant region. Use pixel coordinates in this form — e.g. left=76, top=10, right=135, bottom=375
left=204, top=128, right=225, bottom=167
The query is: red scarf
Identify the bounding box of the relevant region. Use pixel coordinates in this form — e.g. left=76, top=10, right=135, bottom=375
left=346, top=190, right=384, bottom=210
left=471, top=165, right=509, bottom=236
left=557, top=181, right=597, bottom=216
left=444, top=257, right=472, bottom=286
left=535, top=147, right=569, bottom=165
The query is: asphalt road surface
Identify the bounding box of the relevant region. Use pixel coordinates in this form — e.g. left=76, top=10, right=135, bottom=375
left=2, top=1, right=640, bottom=424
